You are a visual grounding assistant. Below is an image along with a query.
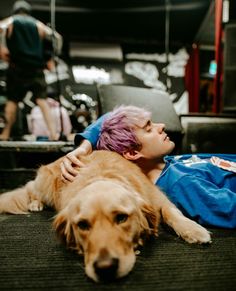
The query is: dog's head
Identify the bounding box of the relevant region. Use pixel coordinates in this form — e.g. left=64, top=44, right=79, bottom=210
left=53, top=179, right=158, bottom=282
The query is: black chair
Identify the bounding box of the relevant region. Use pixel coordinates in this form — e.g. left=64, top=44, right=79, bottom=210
left=180, top=114, right=236, bottom=154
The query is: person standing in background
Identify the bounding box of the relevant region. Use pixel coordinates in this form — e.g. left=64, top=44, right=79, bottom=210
left=0, top=0, right=63, bottom=141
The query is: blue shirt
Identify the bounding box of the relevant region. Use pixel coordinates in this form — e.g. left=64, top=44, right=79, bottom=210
left=75, top=113, right=109, bottom=148
left=75, top=116, right=236, bottom=228
left=156, top=154, right=236, bottom=228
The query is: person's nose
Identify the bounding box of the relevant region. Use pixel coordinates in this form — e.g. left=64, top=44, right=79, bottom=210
left=155, top=123, right=166, bottom=133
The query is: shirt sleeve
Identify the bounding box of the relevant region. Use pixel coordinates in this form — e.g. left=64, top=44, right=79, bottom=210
left=74, top=113, right=110, bottom=148
left=169, top=175, right=236, bottom=228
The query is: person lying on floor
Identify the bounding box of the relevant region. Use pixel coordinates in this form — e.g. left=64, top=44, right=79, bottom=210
left=60, top=105, right=236, bottom=229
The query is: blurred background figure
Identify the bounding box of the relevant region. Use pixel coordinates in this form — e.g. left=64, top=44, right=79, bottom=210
left=0, top=0, right=63, bottom=141
left=27, top=97, right=72, bottom=141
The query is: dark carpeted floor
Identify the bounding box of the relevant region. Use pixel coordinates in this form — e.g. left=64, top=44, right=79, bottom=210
left=0, top=208, right=236, bottom=291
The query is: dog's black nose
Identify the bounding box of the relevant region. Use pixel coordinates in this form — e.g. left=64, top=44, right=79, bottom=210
left=94, top=257, right=119, bottom=281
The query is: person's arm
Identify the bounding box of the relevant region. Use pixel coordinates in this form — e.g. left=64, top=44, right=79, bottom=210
left=60, top=139, right=92, bottom=182
left=167, top=175, right=236, bottom=228
left=37, top=20, right=63, bottom=55
left=0, top=17, right=12, bottom=62
left=60, top=113, right=109, bottom=182
left=74, top=113, right=109, bottom=148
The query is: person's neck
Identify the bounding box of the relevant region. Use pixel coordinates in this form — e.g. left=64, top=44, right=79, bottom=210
left=135, top=158, right=166, bottom=184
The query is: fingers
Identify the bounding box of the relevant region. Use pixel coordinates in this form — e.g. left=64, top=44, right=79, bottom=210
left=66, top=152, right=85, bottom=168
left=60, top=153, right=85, bottom=182
left=60, top=173, right=68, bottom=184
left=60, top=146, right=90, bottom=183
left=60, top=161, right=76, bottom=182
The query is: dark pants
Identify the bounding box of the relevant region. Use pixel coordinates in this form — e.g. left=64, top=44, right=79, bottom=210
left=6, top=65, right=47, bottom=103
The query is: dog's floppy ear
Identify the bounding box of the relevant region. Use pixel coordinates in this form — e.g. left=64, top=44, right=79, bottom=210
left=53, top=210, right=77, bottom=250
left=140, top=203, right=159, bottom=236
left=141, top=203, right=160, bottom=235
left=135, top=193, right=160, bottom=239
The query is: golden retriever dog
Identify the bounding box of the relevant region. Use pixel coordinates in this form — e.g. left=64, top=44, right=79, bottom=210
left=0, top=150, right=211, bottom=282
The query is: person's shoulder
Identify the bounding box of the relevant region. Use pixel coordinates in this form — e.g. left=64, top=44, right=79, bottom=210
left=0, top=16, right=13, bottom=29
left=36, top=19, right=49, bottom=32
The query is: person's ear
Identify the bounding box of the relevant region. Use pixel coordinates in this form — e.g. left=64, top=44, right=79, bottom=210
left=123, top=149, right=144, bottom=161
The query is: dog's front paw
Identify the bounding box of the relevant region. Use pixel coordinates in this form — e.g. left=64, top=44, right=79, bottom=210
left=177, top=219, right=212, bottom=244
left=28, top=200, right=44, bottom=212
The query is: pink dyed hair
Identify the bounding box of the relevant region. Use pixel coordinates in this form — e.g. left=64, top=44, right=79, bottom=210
left=97, top=105, right=151, bottom=155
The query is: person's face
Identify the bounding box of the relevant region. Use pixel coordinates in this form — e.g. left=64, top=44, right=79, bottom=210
left=133, top=118, right=175, bottom=160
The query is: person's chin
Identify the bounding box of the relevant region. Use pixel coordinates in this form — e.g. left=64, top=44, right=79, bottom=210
left=168, top=141, right=175, bottom=153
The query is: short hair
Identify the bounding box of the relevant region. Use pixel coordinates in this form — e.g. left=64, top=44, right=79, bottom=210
left=12, top=0, right=32, bottom=15
left=97, top=105, right=151, bottom=154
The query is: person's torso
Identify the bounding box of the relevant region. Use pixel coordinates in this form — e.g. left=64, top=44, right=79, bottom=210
left=7, top=15, right=44, bottom=69
left=155, top=154, right=236, bottom=227
left=156, top=154, right=236, bottom=194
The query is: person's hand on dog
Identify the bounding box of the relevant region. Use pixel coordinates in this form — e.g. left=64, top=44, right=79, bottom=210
left=60, top=140, right=92, bottom=182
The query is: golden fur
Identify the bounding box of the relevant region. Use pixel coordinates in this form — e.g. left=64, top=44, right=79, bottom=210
left=0, top=150, right=211, bottom=281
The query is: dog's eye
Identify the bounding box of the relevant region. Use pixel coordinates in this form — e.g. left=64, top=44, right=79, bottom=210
left=77, top=219, right=90, bottom=231
left=115, top=213, right=128, bottom=224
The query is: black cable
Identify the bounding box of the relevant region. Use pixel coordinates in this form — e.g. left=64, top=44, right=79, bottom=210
left=50, top=0, right=66, bottom=141
left=165, top=0, right=170, bottom=93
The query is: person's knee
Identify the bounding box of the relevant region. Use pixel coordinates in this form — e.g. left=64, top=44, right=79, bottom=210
left=6, top=100, right=18, bottom=112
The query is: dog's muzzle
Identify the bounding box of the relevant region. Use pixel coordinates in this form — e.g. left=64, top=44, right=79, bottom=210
left=93, top=248, right=119, bottom=281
